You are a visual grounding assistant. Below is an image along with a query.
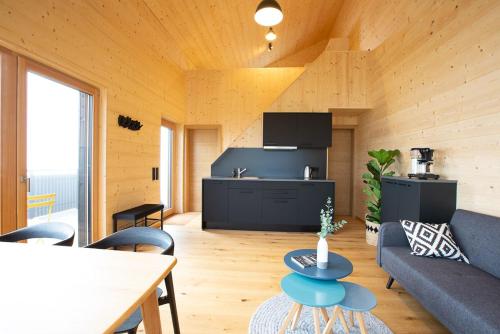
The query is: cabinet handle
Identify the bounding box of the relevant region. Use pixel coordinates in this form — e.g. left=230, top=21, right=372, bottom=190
left=239, top=190, right=254, bottom=194
left=275, top=200, right=289, bottom=203
left=300, top=183, right=315, bottom=187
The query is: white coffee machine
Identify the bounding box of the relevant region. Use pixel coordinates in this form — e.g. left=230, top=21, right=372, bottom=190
left=408, top=148, right=439, bottom=180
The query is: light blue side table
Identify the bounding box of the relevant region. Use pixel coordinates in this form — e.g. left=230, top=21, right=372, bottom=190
left=323, top=282, right=377, bottom=334
left=279, top=273, right=346, bottom=334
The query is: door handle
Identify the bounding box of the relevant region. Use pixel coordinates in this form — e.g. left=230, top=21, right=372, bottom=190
left=20, top=176, right=30, bottom=192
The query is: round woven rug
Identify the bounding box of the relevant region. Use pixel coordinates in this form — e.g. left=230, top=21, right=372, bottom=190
left=249, top=294, right=393, bottom=334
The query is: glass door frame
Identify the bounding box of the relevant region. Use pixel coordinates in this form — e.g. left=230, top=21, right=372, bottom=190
left=161, top=119, right=176, bottom=217
left=16, top=57, right=100, bottom=243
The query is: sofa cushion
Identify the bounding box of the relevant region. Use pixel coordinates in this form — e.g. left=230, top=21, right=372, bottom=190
left=382, top=246, right=500, bottom=334
left=450, top=209, right=500, bottom=278
left=400, top=220, right=469, bottom=263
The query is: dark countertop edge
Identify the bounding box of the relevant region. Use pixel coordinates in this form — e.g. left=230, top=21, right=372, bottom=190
left=204, top=177, right=335, bottom=183
left=382, top=176, right=458, bottom=183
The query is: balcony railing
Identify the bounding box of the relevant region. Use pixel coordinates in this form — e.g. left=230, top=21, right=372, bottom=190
left=28, top=173, right=78, bottom=219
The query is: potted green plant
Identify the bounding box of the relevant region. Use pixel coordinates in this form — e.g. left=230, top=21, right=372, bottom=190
left=317, top=197, right=348, bottom=269
left=362, top=149, right=400, bottom=246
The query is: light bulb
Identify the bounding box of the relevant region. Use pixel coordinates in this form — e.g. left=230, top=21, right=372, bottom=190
left=265, top=28, right=277, bottom=42
left=255, top=0, right=283, bottom=27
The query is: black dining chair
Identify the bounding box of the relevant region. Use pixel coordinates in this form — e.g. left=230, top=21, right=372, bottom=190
left=86, top=227, right=180, bottom=334
left=0, top=222, right=75, bottom=246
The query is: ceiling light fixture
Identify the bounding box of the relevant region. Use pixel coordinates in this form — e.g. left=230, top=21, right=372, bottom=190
left=265, top=27, right=277, bottom=42
left=255, top=0, right=283, bottom=27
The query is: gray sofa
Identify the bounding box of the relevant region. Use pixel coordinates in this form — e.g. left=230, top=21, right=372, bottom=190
left=377, top=209, right=500, bottom=334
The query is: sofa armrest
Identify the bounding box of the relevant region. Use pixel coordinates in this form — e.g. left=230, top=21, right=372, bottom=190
left=377, top=222, right=410, bottom=267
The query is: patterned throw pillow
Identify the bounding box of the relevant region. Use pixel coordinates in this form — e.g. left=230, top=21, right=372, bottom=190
left=400, top=220, right=470, bottom=263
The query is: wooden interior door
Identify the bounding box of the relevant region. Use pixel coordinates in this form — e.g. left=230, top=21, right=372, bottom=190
left=185, top=127, right=220, bottom=212
left=328, top=129, right=353, bottom=216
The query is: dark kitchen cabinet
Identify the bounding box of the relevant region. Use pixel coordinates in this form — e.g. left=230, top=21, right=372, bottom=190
left=202, top=180, right=228, bottom=228
left=262, top=198, right=299, bottom=225
left=381, top=176, right=457, bottom=224
left=263, top=112, right=332, bottom=148
left=228, top=187, right=262, bottom=226
left=263, top=113, right=298, bottom=147
left=297, top=113, right=332, bottom=148
left=202, top=178, right=335, bottom=231
left=298, top=182, right=335, bottom=227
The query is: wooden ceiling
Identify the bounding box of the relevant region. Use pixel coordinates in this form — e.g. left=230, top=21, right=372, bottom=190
left=143, top=0, right=344, bottom=69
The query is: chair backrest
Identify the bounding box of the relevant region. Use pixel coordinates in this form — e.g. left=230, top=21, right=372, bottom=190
left=450, top=209, right=500, bottom=278
left=28, top=193, right=56, bottom=222
left=0, top=222, right=75, bottom=246
left=86, top=227, right=174, bottom=255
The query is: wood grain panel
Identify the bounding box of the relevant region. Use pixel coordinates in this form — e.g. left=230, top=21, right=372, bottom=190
left=186, top=128, right=220, bottom=212
left=329, top=129, right=353, bottom=216
left=186, top=68, right=304, bottom=149
left=144, top=0, right=344, bottom=69
left=0, top=49, right=17, bottom=233
left=0, top=1, right=187, bottom=236
left=331, top=0, right=500, bottom=218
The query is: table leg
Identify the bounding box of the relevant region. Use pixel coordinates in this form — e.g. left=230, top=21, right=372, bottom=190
left=140, top=289, right=162, bottom=334
left=335, top=306, right=350, bottom=333
left=290, top=304, right=303, bottom=330
left=349, top=310, right=354, bottom=327
left=313, top=308, right=321, bottom=334
left=279, top=303, right=300, bottom=334
left=355, top=312, right=368, bottom=334
left=321, top=307, right=331, bottom=321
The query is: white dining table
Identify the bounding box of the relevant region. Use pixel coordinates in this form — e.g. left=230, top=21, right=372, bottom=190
left=0, top=242, right=177, bottom=334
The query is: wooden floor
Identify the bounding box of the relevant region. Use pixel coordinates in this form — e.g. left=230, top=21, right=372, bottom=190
left=140, top=214, right=449, bottom=334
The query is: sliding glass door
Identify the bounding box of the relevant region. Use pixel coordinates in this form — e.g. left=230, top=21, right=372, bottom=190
left=18, top=59, right=97, bottom=246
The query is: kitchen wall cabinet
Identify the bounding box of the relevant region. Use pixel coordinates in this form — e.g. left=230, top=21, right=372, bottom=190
left=263, top=112, right=332, bottom=148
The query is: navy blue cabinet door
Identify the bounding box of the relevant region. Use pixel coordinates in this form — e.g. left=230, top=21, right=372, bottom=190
left=298, top=183, right=334, bottom=227
left=262, top=198, right=299, bottom=225
left=297, top=113, right=332, bottom=148
left=228, top=188, right=262, bottom=225
left=203, top=180, right=228, bottom=226
left=263, top=113, right=298, bottom=146
left=381, top=179, right=400, bottom=223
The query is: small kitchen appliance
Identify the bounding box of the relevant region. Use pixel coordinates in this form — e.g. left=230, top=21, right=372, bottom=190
left=304, top=165, right=318, bottom=180
left=408, top=148, right=439, bottom=180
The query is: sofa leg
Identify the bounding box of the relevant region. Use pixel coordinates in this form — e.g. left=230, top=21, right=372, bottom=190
left=386, top=276, right=395, bottom=289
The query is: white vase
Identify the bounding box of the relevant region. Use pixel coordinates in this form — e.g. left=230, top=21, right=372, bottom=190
left=317, top=237, right=329, bottom=269
left=365, top=219, right=380, bottom=246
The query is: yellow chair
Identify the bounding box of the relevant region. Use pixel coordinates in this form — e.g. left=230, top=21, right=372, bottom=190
left=28, top=193, right=56, bottom=222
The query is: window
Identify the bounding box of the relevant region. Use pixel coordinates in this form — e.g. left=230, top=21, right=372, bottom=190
left=160, top=121, right=174, bottom=212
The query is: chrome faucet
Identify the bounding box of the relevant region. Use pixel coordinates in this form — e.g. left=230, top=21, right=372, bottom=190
left=234, top=168, right=247, bottom=178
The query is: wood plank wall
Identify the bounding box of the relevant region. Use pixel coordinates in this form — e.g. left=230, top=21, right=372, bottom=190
left=230, top=44, right=368, bottom=148
left=331, top=0, right=500, bottom=217
left=0, top=1, right=187, bottom=236
left=186, top=68, right=304, bottom=149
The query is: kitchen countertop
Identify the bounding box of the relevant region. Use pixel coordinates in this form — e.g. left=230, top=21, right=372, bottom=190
left=382, top=176, right=457, bottom=183
left=203, top=177, right=335, bottom=183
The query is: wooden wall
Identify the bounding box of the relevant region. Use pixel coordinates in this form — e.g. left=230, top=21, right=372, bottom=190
left=186, top=68, right=304, bottom=149
left=0, top=0, right=187, bottom=236
left=331, top=0, right=500, bottom=218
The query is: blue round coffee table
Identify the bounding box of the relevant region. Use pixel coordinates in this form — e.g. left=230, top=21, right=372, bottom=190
left=279, top=273, right=346, bottom=334
left=281, top=273, right=346, bottom=307
left=284, top=249, right=353, bottom=280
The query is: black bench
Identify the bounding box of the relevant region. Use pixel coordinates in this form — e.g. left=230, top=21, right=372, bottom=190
left=112, top=204, right=164, bottom=233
